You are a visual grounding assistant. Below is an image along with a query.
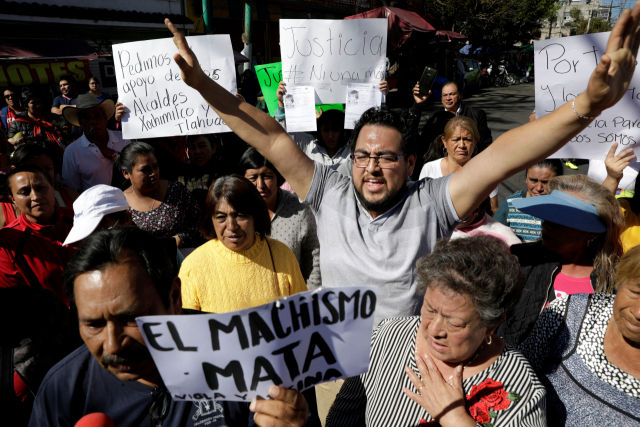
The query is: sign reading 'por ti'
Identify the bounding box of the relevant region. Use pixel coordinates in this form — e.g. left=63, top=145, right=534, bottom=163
left=280, top=19, right=387, bottom=104
left=137, top=287, right=377, bottom=402
left=535, top=32, right=640, bottom=160
left=113, top=35, right=237, bottom=140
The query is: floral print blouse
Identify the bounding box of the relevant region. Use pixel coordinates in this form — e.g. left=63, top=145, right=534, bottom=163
left=129, top=181, right=202, bottom=247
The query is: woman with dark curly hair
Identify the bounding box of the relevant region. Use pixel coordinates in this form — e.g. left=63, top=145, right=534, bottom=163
left=327, top=236, right=545, bottom=427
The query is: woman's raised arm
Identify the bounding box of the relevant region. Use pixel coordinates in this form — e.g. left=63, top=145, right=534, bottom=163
left=450, top=1, right=640, bottom=219
left=165, top=19, right=316, bottom=199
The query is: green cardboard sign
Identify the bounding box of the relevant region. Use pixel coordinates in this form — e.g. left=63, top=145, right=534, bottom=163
left=256, top=62, right=346, bottom=117
left=316, top=104, right=345, bottom=113
left=255, top=62, right=283, bottom=116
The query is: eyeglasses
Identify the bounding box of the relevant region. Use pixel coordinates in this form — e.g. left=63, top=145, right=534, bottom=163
left=149, top=387, right=170, bottom=427
left=107, top=219, right=120, bottom=229
left=4, top=94, right=16, bottom=99
left=350, top=153, right=405, bottom=169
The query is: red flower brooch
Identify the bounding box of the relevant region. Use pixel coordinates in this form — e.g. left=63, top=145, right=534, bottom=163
left=418, top=378, right=521, bottom=427
left=466, top=378, right=521, bottom=426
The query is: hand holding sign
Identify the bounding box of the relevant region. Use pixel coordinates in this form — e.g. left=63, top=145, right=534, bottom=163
left=250, top=386, right=308, bottom=427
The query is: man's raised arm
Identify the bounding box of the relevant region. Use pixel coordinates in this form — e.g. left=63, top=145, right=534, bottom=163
left=450, top=1, right=640, bottom=220
left=165, top=19, right=315, bottom=198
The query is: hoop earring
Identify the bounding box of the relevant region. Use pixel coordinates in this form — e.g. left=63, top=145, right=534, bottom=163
left=486, top=335, right=492, bottom=345
left=443, top=146, right=447, bottom=156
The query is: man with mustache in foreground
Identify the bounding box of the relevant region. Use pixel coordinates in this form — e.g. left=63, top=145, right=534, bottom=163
left=29, top=227, right=308, bottom=427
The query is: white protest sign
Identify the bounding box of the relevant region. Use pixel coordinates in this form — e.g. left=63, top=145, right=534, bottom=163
left=136, top=287, right=377, bottom=402
left=344, top=83, right=382, bottom=129
left=280, top=19, right=387, bottom=104
left=113, top=35, right=237, bottom=139
left=535, top=32, right=640, bottom=160
left=283, top=86, right=317, bottom=132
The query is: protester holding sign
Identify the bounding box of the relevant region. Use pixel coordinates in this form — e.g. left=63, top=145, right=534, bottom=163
left=179, top=175, right=307, bottom=313
left=115, top=141, right=202, bottom=248
left=274, top=81, right=350, bottom=170
left=498, top=175, right=625, bottom=347
left=28, top=226, right=309, bottom=427
left=164, top=0, right=640, bottom=329
left=327, top=236, right=545, bottom=426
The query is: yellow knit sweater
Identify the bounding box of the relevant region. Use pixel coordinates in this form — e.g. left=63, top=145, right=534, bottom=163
left=179, top=235, right=308, bottom=313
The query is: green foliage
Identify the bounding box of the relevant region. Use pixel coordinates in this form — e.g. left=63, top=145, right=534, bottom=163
left=422, top=0, right=560, bottom=45
left=569, top=7, right=612, bottom=35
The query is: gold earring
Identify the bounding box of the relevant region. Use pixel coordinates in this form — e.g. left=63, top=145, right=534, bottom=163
left=486, top=335, right=492, bottom=345
left=587, top=236, right=597, bottom=247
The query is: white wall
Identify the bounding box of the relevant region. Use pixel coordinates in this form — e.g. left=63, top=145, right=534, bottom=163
left=45, top=0, right=182, bottom=14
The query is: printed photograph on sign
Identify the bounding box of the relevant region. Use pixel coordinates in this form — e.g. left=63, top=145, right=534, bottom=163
left=283, top=86, right=317, bottom=133
left=344, top=83, right=382, bottom=129
left=534, top=32, right=640, bottom=161
left=279, top=19, right=387, bottom=104
left=136, top=287, right=377, bottom=402
left=112, top=35, right=237, bottom=140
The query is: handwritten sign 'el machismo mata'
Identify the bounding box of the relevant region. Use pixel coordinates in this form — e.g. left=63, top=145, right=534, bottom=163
left=137, top=287, right=377, bottom=402
left=280, top=19, right=387, bottom=104
left=535, top=32, right=640, bottom=160
left=113, top=35, right=237, bottom=140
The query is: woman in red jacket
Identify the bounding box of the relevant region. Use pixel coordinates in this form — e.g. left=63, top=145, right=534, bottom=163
left=0, top=164, right=74, bottom=306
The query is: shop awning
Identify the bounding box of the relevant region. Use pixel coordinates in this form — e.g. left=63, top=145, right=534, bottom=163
left=436, top=30, right=467, bottom=42
left=345, top=6, right=436, bottom=50
left=0, top=1, right=192, bottom=26
left=0, top=39, right=97, bottom=60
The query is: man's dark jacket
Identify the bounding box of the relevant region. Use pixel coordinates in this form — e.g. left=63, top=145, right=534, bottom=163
left=497, top=241, right=598, bottom=348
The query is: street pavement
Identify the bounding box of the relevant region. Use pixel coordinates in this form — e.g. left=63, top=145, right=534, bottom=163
left=415, top=82, right=589, bottom=204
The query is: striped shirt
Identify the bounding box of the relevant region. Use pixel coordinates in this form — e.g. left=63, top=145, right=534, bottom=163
left=326, top=316, right=546, bottom=427
left=504, top=191, right=542, bottom=242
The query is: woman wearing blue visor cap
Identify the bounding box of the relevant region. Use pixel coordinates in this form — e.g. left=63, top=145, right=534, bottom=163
left=497, top=174, right=624, bottom=347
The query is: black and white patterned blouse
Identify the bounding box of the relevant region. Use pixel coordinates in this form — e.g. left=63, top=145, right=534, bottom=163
left=520, top=294, right=640, bottom=398
left=129, top=181, right=202, bottom=247
left=326, top=316, right=546, bottom=427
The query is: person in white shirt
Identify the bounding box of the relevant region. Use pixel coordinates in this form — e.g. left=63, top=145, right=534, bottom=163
left=419, top=115, right=499, bottom=212
left=61, top=94, right=128, bottom=193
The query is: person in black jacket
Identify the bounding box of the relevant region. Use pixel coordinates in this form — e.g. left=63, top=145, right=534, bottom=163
left=410, top=81, right=492, bottom=180
left=497, top=175, right=624, bottom=347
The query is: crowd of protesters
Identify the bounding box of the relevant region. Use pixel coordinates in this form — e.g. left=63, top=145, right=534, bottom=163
left=2, top=4, right=640, bottom=427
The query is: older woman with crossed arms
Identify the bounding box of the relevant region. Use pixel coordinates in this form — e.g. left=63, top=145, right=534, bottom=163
left=326, top=236, right=545, bottom=426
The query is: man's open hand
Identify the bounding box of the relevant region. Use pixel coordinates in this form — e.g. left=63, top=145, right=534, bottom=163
left=250, top=386, right=308, bottom=427
left=165, top=19, right=207, bottom=90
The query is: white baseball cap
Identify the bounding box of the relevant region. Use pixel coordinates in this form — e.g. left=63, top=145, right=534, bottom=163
left=63, top=185, right=129, bottom=246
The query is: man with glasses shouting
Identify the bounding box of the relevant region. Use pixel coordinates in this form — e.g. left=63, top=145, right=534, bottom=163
left=1, top=86, right=24, bottom=134
left=164, top=0, right=640, bottom=320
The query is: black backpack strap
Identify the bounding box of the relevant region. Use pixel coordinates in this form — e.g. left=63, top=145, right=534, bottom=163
left=12, top=229, right=42, bottom=288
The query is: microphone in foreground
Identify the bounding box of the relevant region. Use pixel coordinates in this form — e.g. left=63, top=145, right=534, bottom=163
left=74, top=413, right=115, bottom=427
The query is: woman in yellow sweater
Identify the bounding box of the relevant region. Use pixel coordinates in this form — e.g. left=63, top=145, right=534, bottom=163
left=179, top=175, right=307, bottom=313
